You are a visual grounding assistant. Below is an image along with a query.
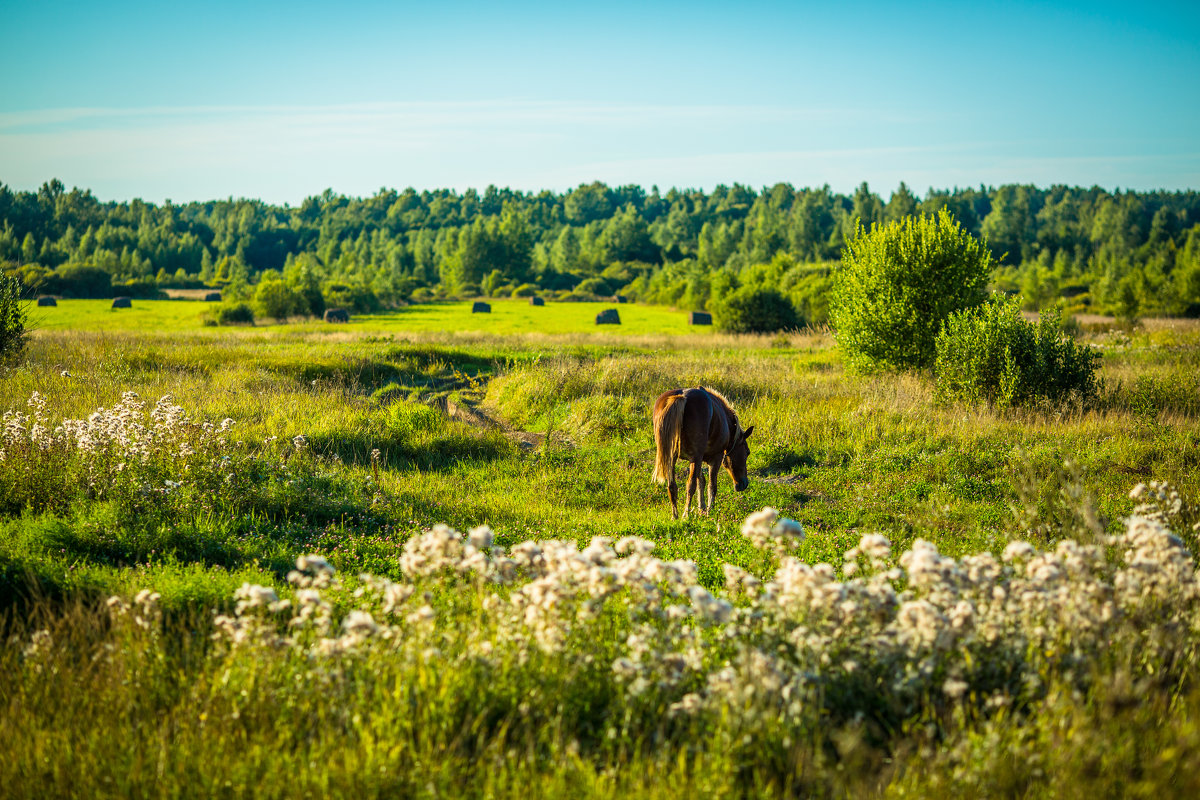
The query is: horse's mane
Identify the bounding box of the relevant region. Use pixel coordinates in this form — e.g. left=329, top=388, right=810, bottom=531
left=701, top=386, right=739, bottom=429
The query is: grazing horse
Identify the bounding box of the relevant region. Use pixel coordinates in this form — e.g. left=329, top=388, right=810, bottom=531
left=652, top=387, right=753, bottom=518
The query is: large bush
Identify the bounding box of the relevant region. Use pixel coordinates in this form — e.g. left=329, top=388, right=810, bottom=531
left=934, top=295, right=1100, bottom=406
left=212, top=302, right=255, bottom=326
left=49, top=265, right=113, bottom=298
left=324, top=282, right=382, bottom=313
left=115, top=278, right=168, bottom=300
left=832, top=209, right=991, bottom=371
left=0, top=272, right=27, bottom=363
left=713, top=286, right=802, bottom=334
left=254, top=278, right=303, bottom=321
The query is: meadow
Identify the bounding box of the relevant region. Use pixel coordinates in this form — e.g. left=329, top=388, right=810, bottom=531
left=3, top=297, right=1200, bottom=797
left=29, top=297, right=709, bottom=336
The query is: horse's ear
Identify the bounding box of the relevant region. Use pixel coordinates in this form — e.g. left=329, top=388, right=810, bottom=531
left=743, top=426, right=754, bottom=439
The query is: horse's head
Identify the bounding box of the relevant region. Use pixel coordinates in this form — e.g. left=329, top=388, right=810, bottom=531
left=723, top=425, right=754, bottom=492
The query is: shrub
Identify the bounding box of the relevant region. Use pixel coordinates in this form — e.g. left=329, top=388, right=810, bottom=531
left=297, top=285, right=325, bottom=317
left=213, top=303, right=255, bottom=326
left=254, top=278, right=303, bottom=321
left=511, top=283, right=538, bottom=298
left=574, top=277, right=613, bottom=298
left=115, top=278, right=168, bottom=300
left=713, top=286, right=801, bottom=334
left=934, top=295, right=1100, bottom=406
left=833, top=209, right=991, bottom=371
left=323, top=282, right=382, bottom=314
left=0, top=272, right=28, bottom=363
left=52, top=265, right=113, bottom=298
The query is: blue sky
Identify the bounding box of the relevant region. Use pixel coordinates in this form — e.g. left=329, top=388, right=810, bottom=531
left=1, top=0, right=1197, bottom=203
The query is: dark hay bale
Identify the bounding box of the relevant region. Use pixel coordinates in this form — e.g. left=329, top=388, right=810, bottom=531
left=595, top=308, right=621, bottom=325
left=204, top=291, right=222, bottom=302
left=688, top=311, right=713, bottom=325
left=37, top=296, right=57, bottom=307
left=323, top=308, right=350, bottom=323
left=613, top=295, right=628, bottom=304
left=528, top=296, right=545, bottom=306
left=111, top=296, right=132, bottom=309
left=472, top=302, right=491, bottom=313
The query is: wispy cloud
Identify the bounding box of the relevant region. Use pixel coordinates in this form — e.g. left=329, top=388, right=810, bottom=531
left=1, top=101, right=1193, bottom=201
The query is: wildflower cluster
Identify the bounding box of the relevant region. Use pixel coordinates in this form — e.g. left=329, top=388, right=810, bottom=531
left=2, top=391, right=230, bottom=464
left=1131, top=480, right=1200, bottom=553
left=0, top=392, right=354, bottom=521
left=1, top=391, right=238, bottom=511
left=86, top=491, right=1200, bottom=737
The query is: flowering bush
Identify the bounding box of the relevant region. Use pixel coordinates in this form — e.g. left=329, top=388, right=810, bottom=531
left=80, top=494, right=1200, bottom=745
left=8, top=483, right=1200, bottom=795
left=0, top=392, right=364, bottom=526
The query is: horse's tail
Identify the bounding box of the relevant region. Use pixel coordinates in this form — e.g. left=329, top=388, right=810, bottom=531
left=652, top=394, right=686, bottom=483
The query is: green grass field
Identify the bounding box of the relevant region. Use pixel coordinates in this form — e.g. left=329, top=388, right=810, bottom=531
left=31, top=297, right=710, bottom=336
left=3, top=301, right=1200, bottom=797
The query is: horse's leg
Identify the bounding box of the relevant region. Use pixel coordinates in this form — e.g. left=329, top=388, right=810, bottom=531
left=668, top=465, right=679, bottom=519
left=684, top=461, right=702, bottom=518
left=696, top=460, right=710, bottom=515
left=706, top=457, right=720, bottom=513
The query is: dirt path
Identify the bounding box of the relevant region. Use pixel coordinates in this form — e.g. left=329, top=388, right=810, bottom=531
left=444, top=397, right=568, bottom=451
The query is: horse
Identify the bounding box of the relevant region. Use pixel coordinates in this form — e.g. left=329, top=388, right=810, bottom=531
left=652, top=387, right=753, bottom=519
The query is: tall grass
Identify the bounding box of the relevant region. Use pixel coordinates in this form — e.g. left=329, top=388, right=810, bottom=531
left=2, top=314, right=1200, bottom=795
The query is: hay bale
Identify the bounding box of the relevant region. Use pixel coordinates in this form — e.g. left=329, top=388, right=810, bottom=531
left=528, top=296, right=544, bottom=306
left=612, top=295, right=628, bottom=304
left=595, top=308, right=621, bottom=325
left=323, top=308, right=350, bottom=323
left=111, top=296, right=132, bottom=309
left=472, top=301, right=491, bottom=313
left=36, top=296, right=57, bottom=307
left=204, top=291, right=222, bottom=302
left=688, top=311, right=712, bottom=325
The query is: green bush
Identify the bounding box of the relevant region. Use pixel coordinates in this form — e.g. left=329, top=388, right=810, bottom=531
left=574, top=277, right=613, bottom=298
left=213, top=302, right=255, bottom=326
left=832, top=209, right=991, bottom=371
left=713, top=286, right=802, bottom=334
left=115, top=278, right=168, bottom=300
left=254, top=279, right=302, bottom=321
left=510, top=283, right=538, bottom=298
left=934, top=295, right=1100, bottom=406
left=51, top=265, right=113, bottom=298
left=323, top=282, right=382, bottom=314
left=0, top=272, right=28, bottom=363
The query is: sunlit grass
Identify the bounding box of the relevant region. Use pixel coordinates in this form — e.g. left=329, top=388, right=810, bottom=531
left=30, top=296, right=713, bottom=337
left=4, top=308, right=1200, bottom=796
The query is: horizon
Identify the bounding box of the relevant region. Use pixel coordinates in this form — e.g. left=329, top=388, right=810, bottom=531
left=8, top=174, right=1200, bottom=210
left=3, top=1, right=1198, bottom=204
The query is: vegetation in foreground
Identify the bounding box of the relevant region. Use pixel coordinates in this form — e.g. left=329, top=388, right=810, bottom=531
left=2, top=311, right=1200, bottom=796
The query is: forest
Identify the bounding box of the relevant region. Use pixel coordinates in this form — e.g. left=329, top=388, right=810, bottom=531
left=3, top=178, right=1199, bottom=321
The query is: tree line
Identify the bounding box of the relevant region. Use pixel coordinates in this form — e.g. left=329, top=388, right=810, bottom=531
left=2, top=178, right=1199, bottom=320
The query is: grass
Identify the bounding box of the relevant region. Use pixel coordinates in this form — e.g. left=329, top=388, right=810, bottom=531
left=31, top=296, right=711, bottom=336
left=3, top=301, right=1200, bottom=796
left=5, top=310, right=1199, bottom=604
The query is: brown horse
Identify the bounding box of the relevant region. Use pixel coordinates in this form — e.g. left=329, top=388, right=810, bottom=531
left=652, top=387, right=753, bottom=518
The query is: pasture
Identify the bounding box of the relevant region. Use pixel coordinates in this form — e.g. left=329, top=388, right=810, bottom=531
left=3, top=299, right=1200, bottom=797
left=29, top=296, right=708, bottom=336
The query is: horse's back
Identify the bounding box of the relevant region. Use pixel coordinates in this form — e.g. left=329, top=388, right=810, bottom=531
left=652, top=388, right=686, bottom=419
left=655, top=387, right=725, bottom=461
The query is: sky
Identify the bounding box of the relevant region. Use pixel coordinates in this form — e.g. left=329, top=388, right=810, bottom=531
left=1, top=0, right=1198, bottom=204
